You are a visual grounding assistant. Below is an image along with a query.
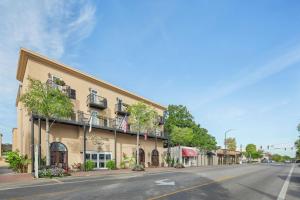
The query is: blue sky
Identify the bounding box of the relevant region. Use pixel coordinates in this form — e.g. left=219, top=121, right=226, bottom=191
left=0, top=0, right=300, bottom=156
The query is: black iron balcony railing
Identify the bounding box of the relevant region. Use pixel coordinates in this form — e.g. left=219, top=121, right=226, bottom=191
left=87, top=94, right=107, bottom=109
left=36, top=111, right=167, bottom=139
left=46, top=79, right=76, bottom=99
left=115, top=103, right=129, bottom=115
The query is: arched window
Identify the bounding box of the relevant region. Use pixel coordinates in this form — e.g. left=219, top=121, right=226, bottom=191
left=50, top=142, right=67, bottom=152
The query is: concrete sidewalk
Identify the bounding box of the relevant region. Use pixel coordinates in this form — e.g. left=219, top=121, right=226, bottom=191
left=0, top=164, right=244, bottom=190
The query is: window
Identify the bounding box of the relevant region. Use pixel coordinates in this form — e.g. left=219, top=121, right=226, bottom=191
left=69, top=89, right=76, bottom=99
left=85, top=152, right=112, bottom=169
left=91, top=111, right=99, bottom=126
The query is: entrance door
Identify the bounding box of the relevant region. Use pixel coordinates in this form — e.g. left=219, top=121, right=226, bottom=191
left=50, top=142, right=68, bottom=169
left=151, top=149, right=159, bottom=167
left=91, top=89, right=97, bottom=103
left=138, top=148, right=145, bottom=166
left=91, top=111, right=99, bottom=126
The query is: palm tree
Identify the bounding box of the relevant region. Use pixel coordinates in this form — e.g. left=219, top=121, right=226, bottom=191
left=21, top=78, right=73, bottom=166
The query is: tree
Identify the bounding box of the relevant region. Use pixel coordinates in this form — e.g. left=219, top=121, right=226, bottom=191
left=225, top=137, right=237, bottom=151
left=245, top=144, right=256, bottom=158
left=295, top=139, right=300, bottom=159
left=170, top=126, right=194, bottom=146
left=271, top=154, right=282, bottom=162
left=164, top=105, right=194, bottom=134
left=128, top=102, right=158, bottom=166
left=191, top=125, right=217, bottom=151
left=164, top=104, right=217, bottom=150
left=20, top=78, right=73, bottom=166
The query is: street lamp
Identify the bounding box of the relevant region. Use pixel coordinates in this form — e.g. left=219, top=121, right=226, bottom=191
left=224, top=129, right=235, bottom=165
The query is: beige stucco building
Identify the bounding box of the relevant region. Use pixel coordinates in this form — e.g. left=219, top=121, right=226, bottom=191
left=13, top=48, right=167, bottom=172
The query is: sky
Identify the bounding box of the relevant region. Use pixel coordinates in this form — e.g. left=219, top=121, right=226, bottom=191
left=0, top=0, right=300, bottom=157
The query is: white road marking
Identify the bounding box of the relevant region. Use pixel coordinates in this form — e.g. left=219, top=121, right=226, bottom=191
left=52, top=179, right=63, bottom=184
left=155, top=179, right=175, bottom=186
left=277, top=164, right=295, bottom=200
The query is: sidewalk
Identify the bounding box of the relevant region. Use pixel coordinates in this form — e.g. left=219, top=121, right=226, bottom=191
left=71, top=167, right=176, bottom=177
left=0, top=164, right=245, bottom=190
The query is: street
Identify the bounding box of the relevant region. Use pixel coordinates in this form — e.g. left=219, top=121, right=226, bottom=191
left=0, top=164, right=299, bottom=200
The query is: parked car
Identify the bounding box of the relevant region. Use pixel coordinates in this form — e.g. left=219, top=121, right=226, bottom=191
left=296, top=160, right=300, bottom=163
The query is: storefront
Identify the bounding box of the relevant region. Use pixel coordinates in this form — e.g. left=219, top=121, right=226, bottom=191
left=85, top=151, right=112, bottom=169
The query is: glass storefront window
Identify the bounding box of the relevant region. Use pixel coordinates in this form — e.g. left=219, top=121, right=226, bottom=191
left=85, top=152, right=112, bottom=169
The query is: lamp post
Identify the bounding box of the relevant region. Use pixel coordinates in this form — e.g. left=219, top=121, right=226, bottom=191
left=224, top=129, right=235, bottom=165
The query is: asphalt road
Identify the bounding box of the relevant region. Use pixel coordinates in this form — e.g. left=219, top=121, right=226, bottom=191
left=0, top=164, right=299, bottom=200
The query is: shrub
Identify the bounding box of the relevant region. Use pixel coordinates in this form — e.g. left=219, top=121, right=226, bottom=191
left=38, top=167, right=69, bottom=178
left=71, top=162, right=82, bottom=171
left=106, top=160, right=116, bottom=170
left=174, top=163, right=185, bottom=168
left=120, top=161, right=126, bottom=169
left=132, top=164, right=145, bottom=171
left=84, top=160, right=95, bottom=171
left=5, top=151, right=30, bottom=173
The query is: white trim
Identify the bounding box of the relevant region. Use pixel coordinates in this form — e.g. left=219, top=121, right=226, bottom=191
left=85, top=151, right=112, bottom=169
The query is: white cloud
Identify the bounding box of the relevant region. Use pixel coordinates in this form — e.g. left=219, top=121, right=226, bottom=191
left=0, top=0, right=96, bottom=142
left=189, top=45, right=300, bottom=108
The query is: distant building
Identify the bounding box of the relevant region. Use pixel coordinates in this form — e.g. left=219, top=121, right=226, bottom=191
left=169, top=146, right=219, bottom=167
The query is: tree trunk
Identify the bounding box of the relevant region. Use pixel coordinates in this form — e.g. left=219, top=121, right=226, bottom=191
left=137, top=129, right=140, bottom=165
left=46, top=117, right=50, bottom=166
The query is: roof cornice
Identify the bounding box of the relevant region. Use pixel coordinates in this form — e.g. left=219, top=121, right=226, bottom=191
left=16, top=48, right=166, bottom=110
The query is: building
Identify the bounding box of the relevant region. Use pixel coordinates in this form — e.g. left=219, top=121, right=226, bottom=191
left=216, top=149, right=241, bottom=165
left=13, top=48, right=167, bottom=172
left=169, top=146, right=198, bottom=167
left=169, top=146, right=219, bottom=167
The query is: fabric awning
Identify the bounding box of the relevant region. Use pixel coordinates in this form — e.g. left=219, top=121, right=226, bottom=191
left=182, top=148, right=197, bottom=157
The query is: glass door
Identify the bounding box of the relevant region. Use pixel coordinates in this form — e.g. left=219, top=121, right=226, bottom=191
left=91, top=111, right=99, bottom=126
left=91, top=89, right=97, bottom=103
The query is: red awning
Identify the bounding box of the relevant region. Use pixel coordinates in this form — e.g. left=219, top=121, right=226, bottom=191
left=182, top=148, right=197, bottom=157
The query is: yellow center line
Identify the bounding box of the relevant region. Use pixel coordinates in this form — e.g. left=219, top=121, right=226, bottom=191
left=148, top=167, right=271, bottom=200
left=148, top=176, right=233, bottom=200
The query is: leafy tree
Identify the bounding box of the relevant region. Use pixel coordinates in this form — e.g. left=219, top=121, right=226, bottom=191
left=271, top=154, right=282, bottom=162
left=165, top=104, right=217, bottom=150
left=170, top=126, right=194, bottom=146
left=164, top=105, right=194, bottom=134
left=191, top=125, right=217, bottom=151
left=225, top=137, right=237, bottom=151
left=128, top=102, right=158, bottom=166
left=295, top=139, right=300, bottom=159
left=245, top=144, right=256, bottom=158
left=252, top=150, right=263, bottom=159
left=20, top=78, right=74, bottom=166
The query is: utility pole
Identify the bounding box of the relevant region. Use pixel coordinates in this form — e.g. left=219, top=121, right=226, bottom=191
left=114, top=118, right=117, bottom=169
left=224, top=129, right=234, bottom=165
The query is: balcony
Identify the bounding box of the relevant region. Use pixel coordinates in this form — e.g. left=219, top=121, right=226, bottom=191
left=158, top=116, right=164, bottom=125
left=87, top=94, right=107, bottom=110
left=46, top=79, right=76, bottom=99
left=115, top=103, right=129, bottom=115
left=32, top=111, right=167, bottom=139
